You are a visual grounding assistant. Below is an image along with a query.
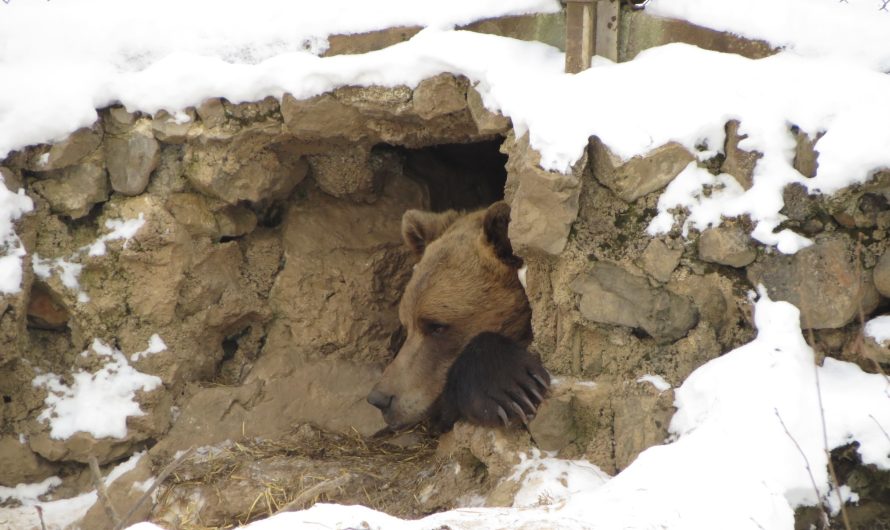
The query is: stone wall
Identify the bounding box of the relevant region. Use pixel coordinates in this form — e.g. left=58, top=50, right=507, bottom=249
left=1, top=37, right=889, bottom=530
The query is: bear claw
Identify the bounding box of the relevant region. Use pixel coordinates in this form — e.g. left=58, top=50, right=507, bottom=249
left=435, top=332, right=551, bottom=430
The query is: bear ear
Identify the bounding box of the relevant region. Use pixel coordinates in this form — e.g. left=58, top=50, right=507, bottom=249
left=401, top=209, right=460, bottom=257
left=483, top=201, right=522, bottom=268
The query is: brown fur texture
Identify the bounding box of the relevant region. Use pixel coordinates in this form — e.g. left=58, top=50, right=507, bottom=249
left=367, top=201, right=532, bottom=429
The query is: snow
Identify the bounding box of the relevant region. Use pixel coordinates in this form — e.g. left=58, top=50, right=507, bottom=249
left=648, top=0, right=890, bottom=71
left=636, top=373, right=671, bottom=392
left=508, top=451, right=611, bottom=508
left=865, top=315, right=890, bottom=346
left=29, top=215, right=146, bottom=304
left=130, top=333, right=168, bottom=362
left=86, top=214, right=146, bottom=256
left=0, top=174, right=34, bottom=294
left=32, top=339, right=162, bottom=440
left=0, top=452, right=145, bottom=530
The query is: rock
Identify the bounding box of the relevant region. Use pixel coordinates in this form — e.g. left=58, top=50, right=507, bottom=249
left=611, top=383, right=674, bottom=471
left=27, top=125, right=103, bottom=172
left=792, top=126, right=822, bottom=178
left=77, top=453, right=155, bottom=530
left=26, top=283, right=69, bottom=330
left=862, top=332, right=890, bottom=367
left=224, top=96, right=280, bottom=122
left=570, top=262, right=699, bottom=344
left=106, top=106, right=138, bottom=134
left=527, top=383, right=577, bottom=453
left=281, top=93, right=367, bottom=142
left=165, top=193, right=218, bottom=238
left=639, top=239, right=683, bottom=282
left=29, top=431, right=135, bottom=465
left=307, top=146, right=379, bottom=199
left=262, top=171, right=425, bottom=364
left=30, top=160, right=109, bottom=218
left=781, top=183, right=821, bottom=222
left=873, top=250, right=890, bottom=298
left=747, top=234, right=880, bottom=329
left=325, top=26, right=422, bottom=57
left=184, top=126, right=308, bottom=205
left=721, top=120, right=761, bottom=190
left=152, top=109, right=194, bottom=144
left=411, top=74, right=467, bottom=120
left=506, top=135, right=581, bottom=256
left=826, top=170, right=890, bottom=230
left=105, top=121, right=161, bottom=195
left=197, top=97, right=227, bottom=128
left=467, top=87, right=510, bottom=135
left=0, top=166, right=23, bottom=190
left=698, top=226, right=756, bottom=267
left=0, top=435, right=55, bottom=486
left=589, top=138, right=694, bottom=202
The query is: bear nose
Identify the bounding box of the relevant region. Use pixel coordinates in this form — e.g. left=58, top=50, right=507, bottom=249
left=366, top=389, right=393, bottom=411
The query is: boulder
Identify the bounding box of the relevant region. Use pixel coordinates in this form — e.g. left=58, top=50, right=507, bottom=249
left=698, top=225, right=756, bottom=267
left=467, top=87, right=510, bottom=135
left=105, top=121, right=161, bottom=195
left=184, top=125, right=308, bottom=204
left=412, top=74, right=468, bottom=120
left=590, top=138, right=694, bottom=202
left=570, top=262, right=699, bottom=344
left=639, top=239, right=683, bottom=282
left=27, top=125, right=103, bottom=172
left=30, top=160, right=109, bottom=218
left=721, top=120, right=761, bottom=190
left=506, top=135, right=581, bottom=256
left=151, top=110, right=194, bottom=144
left=0, top=435, right=55, bottom=486
left=747, top=234, right=880, bottom=329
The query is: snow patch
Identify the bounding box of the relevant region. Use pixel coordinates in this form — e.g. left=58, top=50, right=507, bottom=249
left=131, top=333, right=168, bottom=362
left=636, top=374, right=671, bottom=392
left=0, top=175, right=34, bottom=294
left=0, top=476, right=62, bottom=504
left=864, top=315, right=890, bottom=346
left=508, top=451, right=611, bottom=508
left=32, top=339, right=162, bottom=440
left=86, top=214, right=146, bottom=256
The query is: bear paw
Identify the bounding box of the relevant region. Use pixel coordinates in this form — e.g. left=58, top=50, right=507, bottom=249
left=437, top=332, right=550, bottom=430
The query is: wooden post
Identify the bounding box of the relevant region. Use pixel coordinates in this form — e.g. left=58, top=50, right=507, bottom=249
left=595, top=0, right=619, bottom=62
left=564, top=0, right=597, bottom=73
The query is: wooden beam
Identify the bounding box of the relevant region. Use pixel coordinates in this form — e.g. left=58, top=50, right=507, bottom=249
left=565, top=0, right=597, bottom=73
left=595, top=0, right=620, bottom=61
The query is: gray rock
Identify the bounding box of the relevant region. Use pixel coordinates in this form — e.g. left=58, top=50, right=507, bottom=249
left=184, top=125, right=308, bottom=204
left=747, top=234, right=880, bottom=329
left=197, top=97, right=227, bottom=128
left=639, top=239, right=683, bottom=282
left=506, top=135, right=581, bottom=256
left=721, top=120, right=761, bottom=190
left=698, top=226, right=756, bottom=267
left=412, top=74, right=467, bottom=120
left=873, top=250, right=890, bottom=298
left=152, top=109, right=194, bottom=144
left=0, top=166, right=22, bottom=191
left=106, top=106, right=137, bottom=134
left=281, top=93, right=366, bottom=142
left=590, top=138, right=694, bottom=202
left=571, top=262, right=699, bottom=343
left=307, top=146, right=379, bottom=199
left=105, top=122, right=160, bottom=195
left=28, top=125, right=103, bottom=172
left=0, top=436, right=55, bottom=486
left=467, top=87, right=510, bottom=135
left=30, top=161, right=109, bottom=218
left=792, top=126, right=822, bottom=179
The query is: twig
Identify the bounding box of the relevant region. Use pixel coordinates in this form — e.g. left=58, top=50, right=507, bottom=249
left=34, top=506, right=46, bottom=530
left=774, top=408, right=829, bottom=528
left=88, top=455, right=122, bottom=528
left=869, top=414, right=890, bottom=444
left=275, top=473, right=355, bottom=514
left=113, top=447, right=195, bottom=530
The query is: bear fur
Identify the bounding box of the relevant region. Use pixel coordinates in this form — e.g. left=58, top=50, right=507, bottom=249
left=367, top=201, right=548, bottom=430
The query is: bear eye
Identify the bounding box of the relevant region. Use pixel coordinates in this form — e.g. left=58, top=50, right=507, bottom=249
left=421, top=319, right=450, bottom=336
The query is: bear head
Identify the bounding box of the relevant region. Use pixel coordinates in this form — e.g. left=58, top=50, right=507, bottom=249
left=367, top=201, right=532, bottom=429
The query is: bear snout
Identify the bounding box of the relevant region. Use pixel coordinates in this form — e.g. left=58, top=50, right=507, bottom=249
left=366, top=388, right=394, bottom=412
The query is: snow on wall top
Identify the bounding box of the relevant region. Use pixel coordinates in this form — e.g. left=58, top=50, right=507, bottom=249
left=649, top=0, right=890, bottom=71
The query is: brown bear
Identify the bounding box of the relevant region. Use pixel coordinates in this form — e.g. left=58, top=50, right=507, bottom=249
left=366, top=201, right=549, bottom=431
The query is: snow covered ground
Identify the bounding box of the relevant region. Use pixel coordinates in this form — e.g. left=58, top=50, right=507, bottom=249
left=1, top=0, right=889, bottom=528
